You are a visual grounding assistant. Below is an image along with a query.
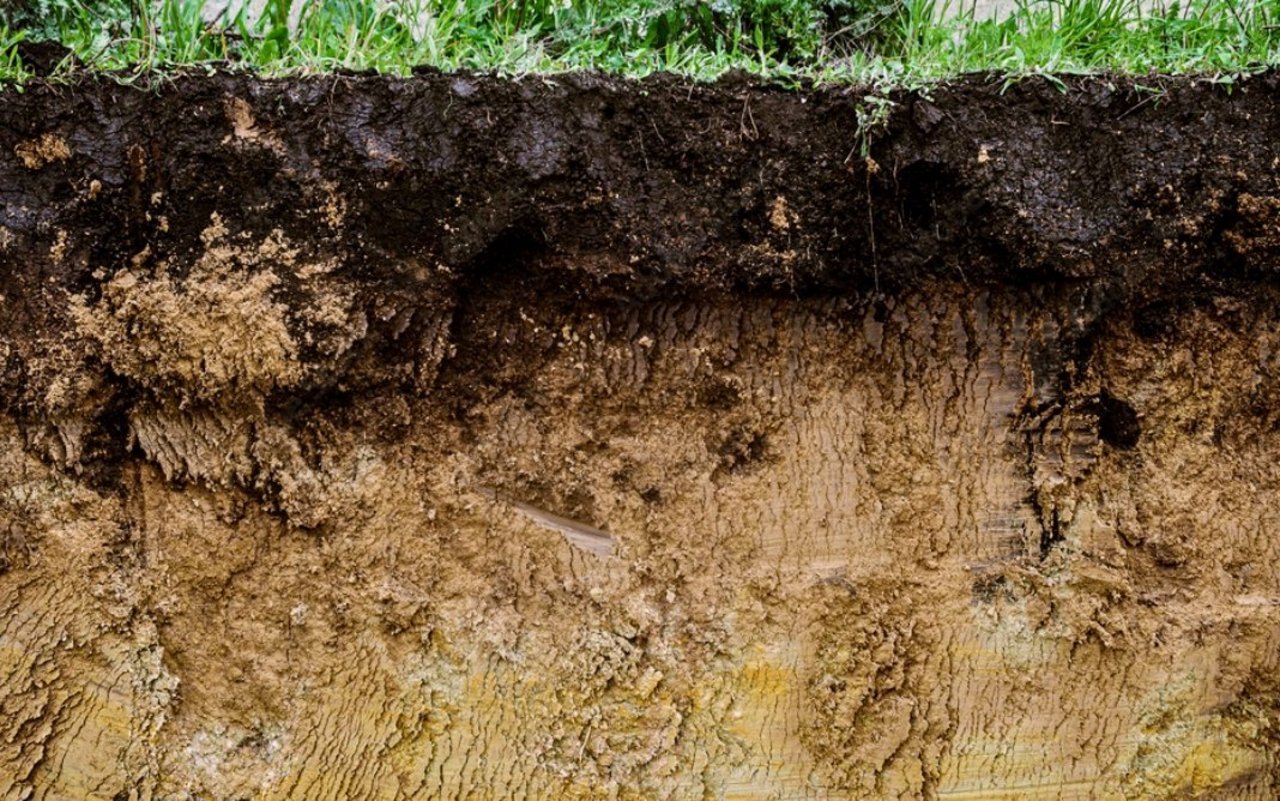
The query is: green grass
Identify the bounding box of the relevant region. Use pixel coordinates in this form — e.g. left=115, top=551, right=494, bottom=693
left=3, top=0, right=1280, bottom=83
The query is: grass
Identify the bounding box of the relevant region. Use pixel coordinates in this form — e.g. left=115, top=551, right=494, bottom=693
left=3, top=0, right=1280, bottom=84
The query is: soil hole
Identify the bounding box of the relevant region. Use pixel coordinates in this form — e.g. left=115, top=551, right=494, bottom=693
left=1133, top=300, right=1179, bottom=341
left=1097, top=391, right=1141, bottom=449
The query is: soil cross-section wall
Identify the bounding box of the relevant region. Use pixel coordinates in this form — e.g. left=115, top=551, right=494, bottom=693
left=0, top=72, right=1279, bottom=800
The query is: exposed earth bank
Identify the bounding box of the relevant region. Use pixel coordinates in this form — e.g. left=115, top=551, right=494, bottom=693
left=1, top=71, right=1279, bottom=799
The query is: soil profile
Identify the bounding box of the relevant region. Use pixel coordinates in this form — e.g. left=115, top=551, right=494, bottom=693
left=0, top=71, right=1278, bottom=799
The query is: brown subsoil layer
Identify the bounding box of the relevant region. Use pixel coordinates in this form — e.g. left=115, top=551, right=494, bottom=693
left=1, top=72, right=1279, bottom=799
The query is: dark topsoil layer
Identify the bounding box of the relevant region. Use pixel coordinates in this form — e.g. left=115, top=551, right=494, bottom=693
left=5, top=71, right=1280, bottom=298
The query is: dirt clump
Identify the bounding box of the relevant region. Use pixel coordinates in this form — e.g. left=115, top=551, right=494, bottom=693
left=14, top=131, right=70, bottom=169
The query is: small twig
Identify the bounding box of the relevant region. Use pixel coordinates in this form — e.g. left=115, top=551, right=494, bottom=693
left=1116, top=94, right=1158, bottom=120
left=739, top=97, right=758, bottom=141
left=649, top=116, right=666, bottom=145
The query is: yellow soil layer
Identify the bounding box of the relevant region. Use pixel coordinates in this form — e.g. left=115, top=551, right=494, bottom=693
left=1, top=223, right=1278, bottom=800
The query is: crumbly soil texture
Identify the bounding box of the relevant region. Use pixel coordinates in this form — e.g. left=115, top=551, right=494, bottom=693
left=1, top=71, right=1280, bottom=800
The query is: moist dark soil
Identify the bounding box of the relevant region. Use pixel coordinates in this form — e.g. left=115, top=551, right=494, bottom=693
left=4, top=71, right=1279, bottom=297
